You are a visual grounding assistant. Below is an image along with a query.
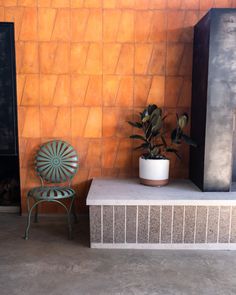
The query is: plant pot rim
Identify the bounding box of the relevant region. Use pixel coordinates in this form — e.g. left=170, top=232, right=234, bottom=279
left=139, top=156, right=169, bottom=161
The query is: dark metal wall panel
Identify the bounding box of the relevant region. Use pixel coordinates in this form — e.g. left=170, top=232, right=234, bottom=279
left=190, top=12, right=210, bottom=191
left=190, top=9, right=236, bottom=192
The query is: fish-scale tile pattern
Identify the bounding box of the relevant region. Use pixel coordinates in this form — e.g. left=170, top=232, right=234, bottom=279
left=0, top=0, right=234, bottom=213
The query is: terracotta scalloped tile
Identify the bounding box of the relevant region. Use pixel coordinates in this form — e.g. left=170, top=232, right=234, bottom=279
left=167, top=11, right=198, bottom=42
left=52, top=107, right=71, bottom=137
left=150, top=0, right=167, bottom=8
left=2, top=0, right=17, bottom=6
left=22, top=107, right=40, bottom=138
left=103, top=0, right=117, bottom=8
left=84, top=75, right=102, bottom=106
left=101, top=168, right=119, bottom=177
left=71, top=138, right=89, bottom=168
left=103, top=107, right=133, bottom=138
left=71, top=9, right=89, bottom=42
left=39, top=75, right=57, bottom=105
left=167, top=0, right=181, bottom=8
left=18, top=0, right=37, bottom=6
left=39, top=42, right=69, bottom=74
left=103, top=44, right=121, bottom=74
left=71, top=0, right=84, bottom=7
left=51, top=0, right=70, bottom=7
left=89, top=168, right=102, bottom=178
left=19, top=8, right=37, bottom=41
left=0, top=8, right=3, bottom=21
left=103, top=9, right=121, bottom=42
left=71, top=75, right=89, bottom=106
left=114, top=139, right=132, bottom=169
left=214, top=0, right=232, bottom=7
left=148, top=43, right=166, bottom=75
left=102, top=139, right=119, bottom=168
left=84, top=0, right=102, bottom=7
left=38, top=8, right=57, bottom=41
left=20, top=138, right=41, bottom=168
left=179, top=43, right=193, bottom=76
left=4, top=8, right=24, bottom=40
left=40, top=107, right=57, bottom=137
left=17, top=42, right=39, bottom=74
left=70, top=43, right=89, bottom=73
left=149, top=11, right=167, bottom=42
left=116, top=76, right=133, bottom=107
left=116, top=44, right=134, bottom=75
left=21, top=74, right=39, bottom=106
left=135, top=0, right=149, bottom=9
left=165, top=76, right=183, bottom=107
left=17, top=106, right=26, bottom=137
left=84, top=9, right=102, bottom=41
left=53, top=75, right=70, bottom=106
left=200, top=0, right=214, bottom=10
left=182, top=0, right=199, bottom=9
left=84, top=43, right=102, bottom=74
left=135, top=11, right=152, bottom=42
left=134, top=76, right=152, bottom=107
left=51, top=9, right=70, bottom=41
left=71, top=107, right=89, bottom=137
left=118, top=0, right=135, bottom=8
left=166, top=43, right=185, bottom=76
left=135, top=44, right=152, bottom=75
left=117, top=10, right=134, bottom=42
left=86, top=139, right=102, bottom=167
left=178, top=78, right=192, bottom=107
left=84, top=107, right=102, bottom=138
left=16, top=75, right=25, bottom=105
left=103, top=75, right=120, bottom=106
left=147, top=76, right=165, bottom=106
left=38, top=0, right=51, bottom=6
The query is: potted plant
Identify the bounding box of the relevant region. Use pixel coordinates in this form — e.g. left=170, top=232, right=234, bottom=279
left=128, top=104, right=196, bottom=186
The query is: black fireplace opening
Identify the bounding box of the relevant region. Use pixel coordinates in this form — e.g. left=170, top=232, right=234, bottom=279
left=0, top=22, right=21, bottom=206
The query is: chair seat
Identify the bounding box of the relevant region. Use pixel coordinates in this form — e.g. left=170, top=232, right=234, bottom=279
left=28, top=186, right=75, bottom=200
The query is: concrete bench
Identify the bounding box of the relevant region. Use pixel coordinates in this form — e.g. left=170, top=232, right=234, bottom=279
left=86, top=178, right=236, bottom=250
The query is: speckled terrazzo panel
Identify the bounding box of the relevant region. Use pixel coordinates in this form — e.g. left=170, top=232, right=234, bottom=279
left=230, top=207, right=236, bottom=243
left=138, top=206, right=149, bottom=243
left=172, top=206, right=184, bottom=243
left=149, top=206, right=160, bottom=243
left=114, top=206, right=125, bottom=243
left=90, top=206, right=101, bottom=243
left=207, top=207, right=219, bottom=243
left=161, top=206, right=172, bottom=243
left=90, top=205, right=236, bottom=246
left=219, top=206, right=230, bottom=243
left=126, top=206, right=137, bottom=243
left=195, top=206, right=207, bottom=243
left=184, top=206, right=196, bottom=243
left=103, top=206, right=113, bottom=243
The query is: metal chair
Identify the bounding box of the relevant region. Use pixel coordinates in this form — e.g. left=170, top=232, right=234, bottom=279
left=24, top=140, right=79, bottom=240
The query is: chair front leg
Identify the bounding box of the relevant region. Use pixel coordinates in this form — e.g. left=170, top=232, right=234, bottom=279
left=72, top=196, right=78, bottom=224
left=24, top=199, right=45, bottom=240
left=34, top=198, right=39, bottom=223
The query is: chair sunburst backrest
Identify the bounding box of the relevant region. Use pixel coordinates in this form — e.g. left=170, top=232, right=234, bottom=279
left=35, top=140, right=78, bottom=183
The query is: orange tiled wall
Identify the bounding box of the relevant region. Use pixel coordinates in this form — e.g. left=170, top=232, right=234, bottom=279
left=0, top=0, right=234, bottom=213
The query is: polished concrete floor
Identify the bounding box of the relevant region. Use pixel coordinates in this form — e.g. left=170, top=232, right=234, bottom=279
left=1, top=214, right=236, bottom=295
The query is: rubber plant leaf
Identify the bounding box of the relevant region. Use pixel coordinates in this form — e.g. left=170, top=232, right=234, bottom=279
left=130, top=134, right=147, bottom=142
left=127, top=121, right=143, bottom=128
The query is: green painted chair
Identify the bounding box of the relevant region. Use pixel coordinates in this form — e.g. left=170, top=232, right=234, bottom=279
left=24, top=140, right=79, bottom=240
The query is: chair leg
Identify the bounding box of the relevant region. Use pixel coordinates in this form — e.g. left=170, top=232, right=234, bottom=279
left=67, top=197, right=75, bottom=240
left=72, top=198, right=78, bottom=224
left=34, top=200, right=38, bottom=223
left=24, top=199, right=44, bottom=240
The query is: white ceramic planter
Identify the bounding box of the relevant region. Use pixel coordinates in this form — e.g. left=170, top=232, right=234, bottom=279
left=139, top=157, right=170, bottom=186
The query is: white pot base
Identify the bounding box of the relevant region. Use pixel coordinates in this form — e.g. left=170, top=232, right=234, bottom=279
left=140, top=178, right=169, bottom=187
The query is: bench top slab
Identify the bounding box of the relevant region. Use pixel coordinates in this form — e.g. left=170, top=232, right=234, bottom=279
left=86, top=178, right=236, bottom=206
